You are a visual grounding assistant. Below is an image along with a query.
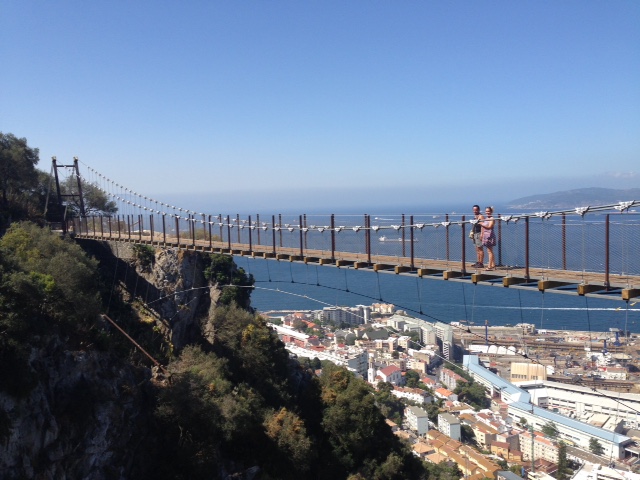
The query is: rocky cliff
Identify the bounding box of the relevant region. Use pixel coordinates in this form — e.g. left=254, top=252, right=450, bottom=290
left=0, top=242, right=231, bottom=479
left=0, top=343, right=149, bottom=479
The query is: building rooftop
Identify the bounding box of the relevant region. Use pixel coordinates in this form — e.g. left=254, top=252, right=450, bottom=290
left=510, top=402, right=631, bottom=444
left=464, top=355, right=531, bottom=403
left=439, top=413, right=460, bottom=425
left=498, top=470, right=524, bottom=480
left=380, top=364, right=401, bottom=376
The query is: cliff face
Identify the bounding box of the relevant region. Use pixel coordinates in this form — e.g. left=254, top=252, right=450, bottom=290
left=0, top=340, right=149, bottom=479
left=0, top=243, right=224, bottom=479
left=137, top=248, right=211, bottom=350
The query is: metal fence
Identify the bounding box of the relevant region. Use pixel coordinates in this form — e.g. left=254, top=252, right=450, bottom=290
left=72, top=209, right=640, bottom=279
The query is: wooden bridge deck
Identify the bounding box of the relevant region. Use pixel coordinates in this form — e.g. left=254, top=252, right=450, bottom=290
left=74, top=231, right=640, bottom=301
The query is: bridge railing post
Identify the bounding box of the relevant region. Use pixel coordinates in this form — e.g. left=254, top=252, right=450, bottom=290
left=366, top=214, right=371, bottom=264
left=99, top=216, right=104, bottom=239
left=562, top=213, right=567, bottom=270
left=303, top=214, right=307, bottom=250
left=272, top=215, right=276, bottom=255
left=605, top=214, right=610, bottom=288
left=208, top=215, right=212, bottom=249
left=108, top=216, right=112, bottom=238
left=227, top=215, right=231, bottom=250
left=461, top=215, right=466, bottom=273
left=525, top=216, right=530, bottom=280
left=279, top=214, right=283, bottom=247
left=410, top=215, right=415, bottom=270
left=175, top=216, right=180, bottom=245
left=127, top=215, right=131, bottom=240
left=497, top=213, right=502, bottom=267
left=299, top=215, right=304, bottom=257
left=162, top=214, right=166, bottom=244
left=446, top=214, right=450, bottom=261
left=191, top=215, right=195, bottom=247
left=331, top=214, right=336, bottom=260
left=256, top=214, right=261, bottom=246
left=139, top=214, right=143, bottom=242
left=249, top=215, right=253, bottom=252
left=201, top=214, right=206, bottom=246
left=402, top=214, right=406, bottom=258
left=150, top=214, right=154, bottom=242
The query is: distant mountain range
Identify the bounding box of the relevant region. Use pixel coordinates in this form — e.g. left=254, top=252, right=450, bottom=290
left=507, top=187, right=640, bottom=210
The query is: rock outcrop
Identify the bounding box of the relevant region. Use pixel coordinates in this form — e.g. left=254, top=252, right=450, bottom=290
left=137, top=248, right=209, bottom=350
left=0, top=339, right=150, bottom=479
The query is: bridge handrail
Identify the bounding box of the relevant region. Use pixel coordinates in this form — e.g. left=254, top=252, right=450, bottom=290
left=71, top=202, right=640, bottom=286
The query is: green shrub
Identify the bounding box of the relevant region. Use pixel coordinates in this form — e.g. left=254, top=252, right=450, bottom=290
left=132, top=244, right=155, bottom=267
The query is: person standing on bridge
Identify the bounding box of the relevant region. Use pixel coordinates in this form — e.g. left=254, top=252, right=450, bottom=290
left=471, top=205, right=484, bottom=268
left=481, top=206, right=496, bottom=271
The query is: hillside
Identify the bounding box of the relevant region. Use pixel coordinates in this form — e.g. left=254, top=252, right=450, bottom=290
left=0, top=223, right=425, bottom=479
left=507, top=187, right=640, bottom=210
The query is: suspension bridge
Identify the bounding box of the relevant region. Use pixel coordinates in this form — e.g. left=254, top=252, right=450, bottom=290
left=48, top=158, right=640, bottom=302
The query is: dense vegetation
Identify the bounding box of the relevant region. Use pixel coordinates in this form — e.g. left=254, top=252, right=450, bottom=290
left=0, top=132, right=432, bottom=479
left=148, top=312, right=425, bottom=479
left=0, top=132, right=117, bottom=232
left=0, top=222, right=103, bottom=398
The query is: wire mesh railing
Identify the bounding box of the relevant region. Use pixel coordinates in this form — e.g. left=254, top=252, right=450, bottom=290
left=71, top=208, right=640, bottom=284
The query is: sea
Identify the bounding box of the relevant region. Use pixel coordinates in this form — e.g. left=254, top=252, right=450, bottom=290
left=241, top=257, right=640, bottom=333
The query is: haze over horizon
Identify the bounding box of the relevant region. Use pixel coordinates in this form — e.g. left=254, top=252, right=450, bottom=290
left=2, top=1, right=638, bottom=213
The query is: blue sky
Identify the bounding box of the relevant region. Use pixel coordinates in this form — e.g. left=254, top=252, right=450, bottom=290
left=1, top=1, right=639, bottom=213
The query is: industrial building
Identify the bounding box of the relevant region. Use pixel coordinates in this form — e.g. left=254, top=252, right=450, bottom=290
left=463, top=355, right=633, bottom=460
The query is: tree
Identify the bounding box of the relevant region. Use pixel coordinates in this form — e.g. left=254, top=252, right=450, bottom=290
left=203, top=254, right=254, bottom=308
left=509, top=464, right=524, bottom=476
left=541, top=421, right=559, bottom=439
left=319, top=363, right=425, bottom=478
left=264, top=407, right=315, bottom=471
left=424, top=460, right=462, bottom=480
left=0, top=133, right=39, bottom=207
left=454, top=380, right=489, bottom=410
left=404, top=370, right=420, bottom=388
left=406, top=331, right=421, bottom=349
left=557, top=441, right=569, bottom=480
left=0, top=221, right=101, bottom=324
left=426, top=401, right=441, bottom=423
left=461, top=424, right=476, bottom=445
left=61, top=176, right=118, bottom=216
left=589, top=438, right=604, bottom=456
left=374, top=381, right=405, bottom=425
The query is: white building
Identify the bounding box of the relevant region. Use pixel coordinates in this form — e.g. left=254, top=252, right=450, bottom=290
left=420, top=324, right=438, bottom=345
left=521, top=380, right=640, bottom=429
left=465, top=355, right=633, bottom=460
left=406, top=406, right=430, bottom=436
left=321, top=306, right=366, bottom=326
left=438, top=412, right=461, bottom=441
left=374, top=364, right=403, bottom=385
left=508, top=402, right=631, bottom=460
left=392, top=386, right=432, bottom=404
left=518, top=430, right=559, bottom=463
left=387, top=314, right=409, bottom=331
left=372, top=303, right=395, bottom=315
left=285, top=344, right=368, bottom=378
left=355, top=304, right=372, bottom=323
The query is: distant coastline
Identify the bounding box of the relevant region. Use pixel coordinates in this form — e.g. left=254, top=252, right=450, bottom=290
left=507, top=187, right=640, bottom=210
